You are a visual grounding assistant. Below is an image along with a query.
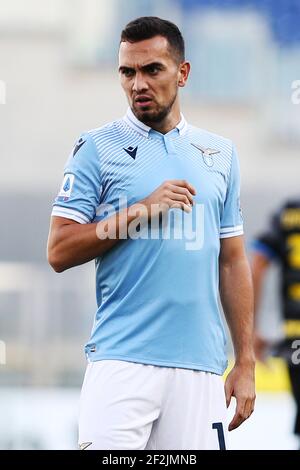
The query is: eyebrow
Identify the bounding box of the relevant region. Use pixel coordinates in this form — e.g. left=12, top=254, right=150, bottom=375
left=118, top=62, right=165, bottom=73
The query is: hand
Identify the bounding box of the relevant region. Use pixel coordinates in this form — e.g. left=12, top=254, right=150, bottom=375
left=225, top=362, right=256, bottom=431
left=254, top=332, right=270, bottom=363
left=140, top=179, right=196, bottom=219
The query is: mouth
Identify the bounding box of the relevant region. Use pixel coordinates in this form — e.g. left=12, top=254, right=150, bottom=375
left=135, top=96, right=153, bottom=107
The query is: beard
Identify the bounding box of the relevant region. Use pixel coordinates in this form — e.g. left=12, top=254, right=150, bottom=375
left=132, top=90, right=178, bottom=126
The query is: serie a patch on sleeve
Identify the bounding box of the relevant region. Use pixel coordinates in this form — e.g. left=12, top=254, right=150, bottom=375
left=56, top=173, right=75, bottom=202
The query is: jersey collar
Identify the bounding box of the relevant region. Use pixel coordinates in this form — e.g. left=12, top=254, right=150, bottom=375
left=123, top=107, right=188, bottom=138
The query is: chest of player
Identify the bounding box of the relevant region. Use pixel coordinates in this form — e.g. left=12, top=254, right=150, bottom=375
left=98, top=137, right=229, bottom=213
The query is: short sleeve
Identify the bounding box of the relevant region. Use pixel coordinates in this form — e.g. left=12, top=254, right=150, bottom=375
left=51, top=133, right=101, bottom=224
left=251, top=212, right=282, bottom=260
left=220, top=144, right=244, bottom=238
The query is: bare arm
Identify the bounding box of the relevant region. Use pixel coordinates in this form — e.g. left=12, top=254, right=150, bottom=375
left=47, top=204, right=143, bottom=272
left=219, top=235, right=256, bottom=431
left=47, top=179, right=196, bottom=272
left=220, top=236, right=254, bottom=363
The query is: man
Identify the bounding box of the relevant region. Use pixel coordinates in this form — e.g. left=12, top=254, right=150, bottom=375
left=47, top=16, right=255, bottom=450
left=251, top=198, right=300, bottom=448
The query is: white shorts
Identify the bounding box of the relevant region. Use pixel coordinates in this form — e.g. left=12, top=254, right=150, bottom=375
left=78, top=359, right=228, bottom=450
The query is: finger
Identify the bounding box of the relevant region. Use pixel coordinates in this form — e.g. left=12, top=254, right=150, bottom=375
left=168, top=191, right=194, bottom=207
left=168, top=185, right=195, bottom=205
left=243, top=398, right=252, bottom=420
left=248, top=394, right=256, bottom=414
left=228, top=411, right=245, bottom=432
left=170, top=201, right=192, bottom=213
left=228, top=399, right=247, bottom=431
left=168, top=179, right=197, bottom=195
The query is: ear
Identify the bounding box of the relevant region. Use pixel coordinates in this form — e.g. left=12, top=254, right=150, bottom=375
left=178, top=61, right=191, bottom=88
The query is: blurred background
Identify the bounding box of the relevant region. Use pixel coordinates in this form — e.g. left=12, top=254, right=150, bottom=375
left=0, top=0, right=299, bottom=449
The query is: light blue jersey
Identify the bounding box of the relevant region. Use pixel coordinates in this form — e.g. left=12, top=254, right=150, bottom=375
left=52, top=108, right=243, bottom=375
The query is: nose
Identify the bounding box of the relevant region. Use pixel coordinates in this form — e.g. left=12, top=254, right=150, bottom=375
left=132, top=71, right=148, bottom=93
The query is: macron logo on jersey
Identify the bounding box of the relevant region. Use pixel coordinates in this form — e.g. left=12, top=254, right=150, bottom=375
left=56, top=173, right=75, bottom=202
left=73, top=137, right=86, bottom=157
left=124, top=145, right=138, bottom=159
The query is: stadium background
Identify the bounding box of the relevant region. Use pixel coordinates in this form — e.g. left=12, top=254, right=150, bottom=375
left=0, top=0, right=299, bottom=449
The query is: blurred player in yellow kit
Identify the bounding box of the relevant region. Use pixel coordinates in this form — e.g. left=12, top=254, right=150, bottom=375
left=251, top=198, right=300, bottom=448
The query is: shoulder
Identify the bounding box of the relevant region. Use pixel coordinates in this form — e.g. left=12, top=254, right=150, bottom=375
left=82, top=118, right=130, bottom=155
left=86, top=119, right=121, bottom=141
left=71, top=119, right=124, bottom=159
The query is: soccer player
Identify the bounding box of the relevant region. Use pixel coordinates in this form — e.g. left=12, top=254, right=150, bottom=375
left=251, top=198, right=300, bottom=448
left=47, top=16, right=255, bottom=450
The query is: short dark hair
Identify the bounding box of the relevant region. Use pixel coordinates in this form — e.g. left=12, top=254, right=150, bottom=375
left=120, top=16, right=185, bottom=63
